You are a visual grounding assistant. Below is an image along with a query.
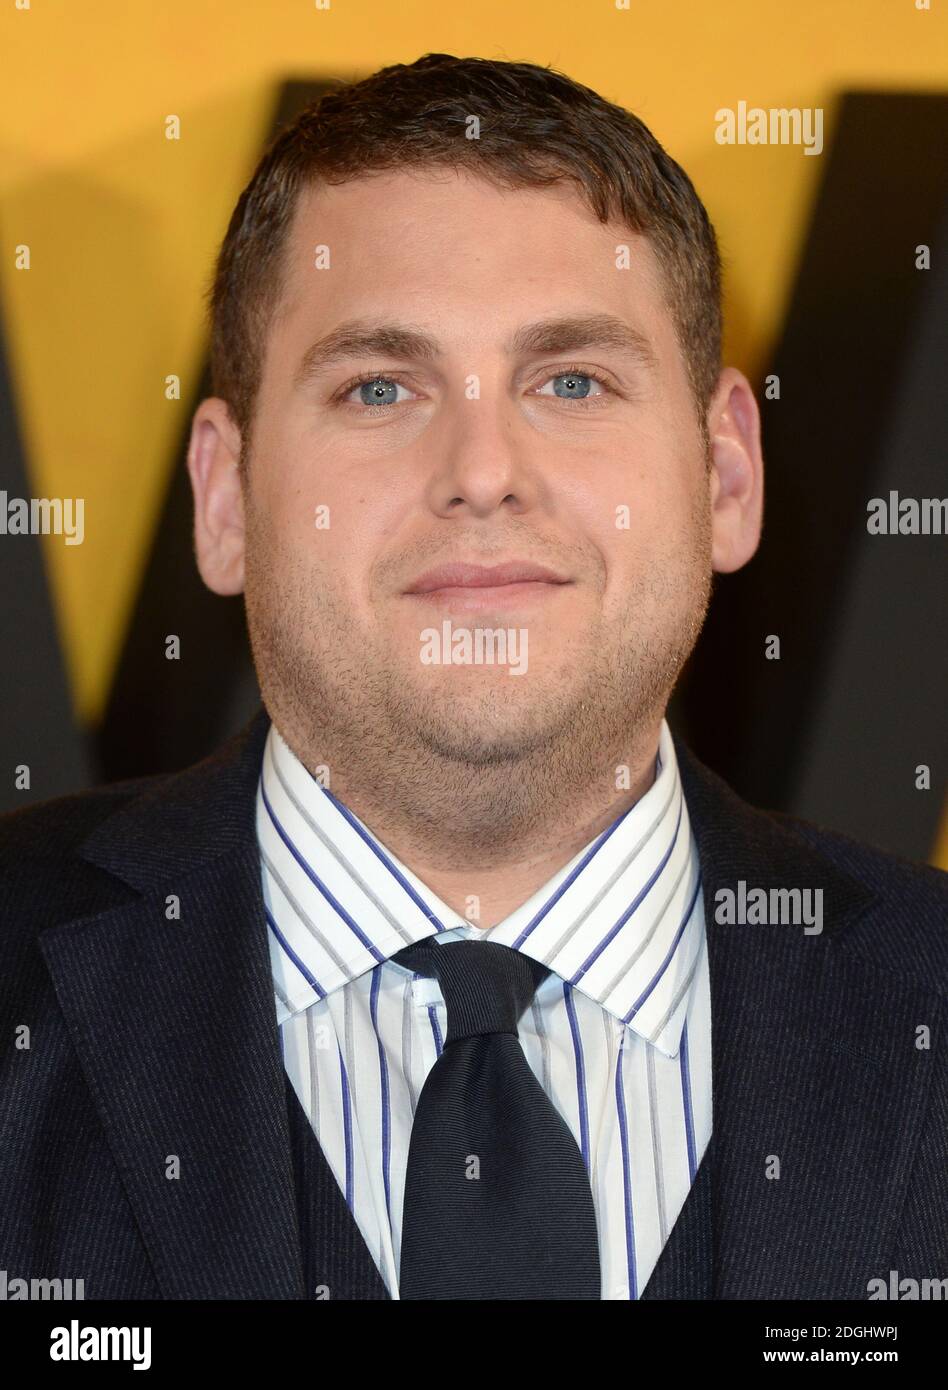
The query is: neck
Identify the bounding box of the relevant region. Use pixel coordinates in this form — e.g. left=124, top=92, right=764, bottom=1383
left=274, top=711, right=664, bottom=930
left=392, top=755, right=659, bottom=927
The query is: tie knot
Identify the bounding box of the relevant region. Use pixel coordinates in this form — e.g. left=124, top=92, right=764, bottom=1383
left=392, top=938, right=550, bottom=1044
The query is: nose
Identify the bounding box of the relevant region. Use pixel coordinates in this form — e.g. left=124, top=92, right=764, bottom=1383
left=422, top=399, right=545, bottom=520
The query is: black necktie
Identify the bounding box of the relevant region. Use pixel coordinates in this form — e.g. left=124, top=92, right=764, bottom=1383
left=392, top=936, right=601, bottom=1300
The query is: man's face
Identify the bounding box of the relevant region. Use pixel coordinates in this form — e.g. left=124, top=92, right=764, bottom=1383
left=209, top=169, right=745, bottom=784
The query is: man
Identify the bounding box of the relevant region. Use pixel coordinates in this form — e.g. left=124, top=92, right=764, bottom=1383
left=1, top=53, right=945, bottom=1302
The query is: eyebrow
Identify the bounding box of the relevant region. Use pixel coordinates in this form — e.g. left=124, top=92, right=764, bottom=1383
left=292, top=312, right=660, bottom=390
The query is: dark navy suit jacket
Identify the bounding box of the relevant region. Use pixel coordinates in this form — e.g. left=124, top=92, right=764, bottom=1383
left=1, top=708, right=946, bottom=1299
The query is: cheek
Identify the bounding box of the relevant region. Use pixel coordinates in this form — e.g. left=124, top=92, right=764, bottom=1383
left=248, top=460, right=396, bottom=627
left=592, top=483, right=707, bottom=615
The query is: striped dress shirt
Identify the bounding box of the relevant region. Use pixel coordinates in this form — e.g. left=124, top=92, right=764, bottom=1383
left=257, top=718, right=712, bottom=1299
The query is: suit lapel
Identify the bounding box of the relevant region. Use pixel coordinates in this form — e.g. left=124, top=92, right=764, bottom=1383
left=675, top=738, right=934, bottom=1299
left=38, top=708, right=381, bottom=1300
left=640, top=1133, right=715, bottom=1298
left=283, top=1070, right=390, bottom=1299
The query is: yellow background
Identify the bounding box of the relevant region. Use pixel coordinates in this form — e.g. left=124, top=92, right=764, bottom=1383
left=1, top=0, right=946, bottom=861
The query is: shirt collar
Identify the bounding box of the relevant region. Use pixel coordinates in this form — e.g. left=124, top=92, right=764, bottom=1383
left=257, top=718, right=703, bottom=1057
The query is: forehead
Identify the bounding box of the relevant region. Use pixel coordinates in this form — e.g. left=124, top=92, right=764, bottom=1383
left=269, top=168, right=678, bottom=372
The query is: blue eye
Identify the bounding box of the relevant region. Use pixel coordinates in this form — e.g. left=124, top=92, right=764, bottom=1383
left=337, top=366, right=613, bottom=411
left=535, top=371, right=606, bottom=400
left=347, top=376, right=409, bottom=407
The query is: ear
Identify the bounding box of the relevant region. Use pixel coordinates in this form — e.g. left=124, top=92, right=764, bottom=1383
left=706, top=366, right=764, bottom=574
left=186, top=397, right=246, bottom=596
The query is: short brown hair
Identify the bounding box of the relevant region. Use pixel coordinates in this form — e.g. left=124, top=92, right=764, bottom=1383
left=206, top=53, right=722, bottom=456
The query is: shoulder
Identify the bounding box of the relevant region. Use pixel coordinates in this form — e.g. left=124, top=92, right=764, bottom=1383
left=0, top=773, right=174, bottom=951
left=0, top=711, right=270, bottom=952
left=0, top=779, right=163, bottom=1012
left=735, top=805, right=948, bottom=997
left=0, top=771, right=173, bottom=864
left=674, top=736, right=948, bottom=992
left=675, top=731, right=947, bottom=902
left=770, top=807, right=948, bottom=906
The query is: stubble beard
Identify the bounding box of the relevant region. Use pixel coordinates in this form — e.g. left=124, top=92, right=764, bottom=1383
left=242, top=485, right=712, bottom=859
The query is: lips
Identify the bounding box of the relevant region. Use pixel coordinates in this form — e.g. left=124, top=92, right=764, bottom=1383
left=404, top=561, right=569, bottom=594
